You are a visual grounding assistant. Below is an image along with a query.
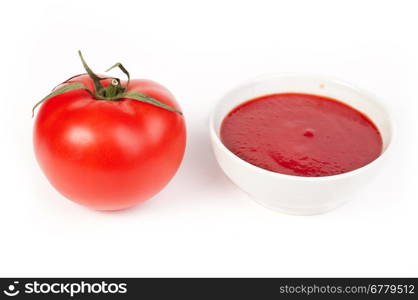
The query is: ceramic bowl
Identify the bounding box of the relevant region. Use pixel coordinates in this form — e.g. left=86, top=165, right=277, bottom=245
left=209, top=74, right=393, bottom=215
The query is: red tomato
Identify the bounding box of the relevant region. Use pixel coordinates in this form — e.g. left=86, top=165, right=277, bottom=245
left=34, top=74, right=186, bottom=210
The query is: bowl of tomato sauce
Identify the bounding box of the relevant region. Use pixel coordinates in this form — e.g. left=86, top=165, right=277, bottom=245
left=209, top=74, right=393, bottom=215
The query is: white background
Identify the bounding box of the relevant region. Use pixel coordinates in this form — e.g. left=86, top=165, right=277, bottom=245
left=1, top=0, right=417, bottom=277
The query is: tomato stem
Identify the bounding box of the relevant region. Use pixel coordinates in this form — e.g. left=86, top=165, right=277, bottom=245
left=104, top=79, right=122, bottom=98
left=106, top=62, right=131, bottom=91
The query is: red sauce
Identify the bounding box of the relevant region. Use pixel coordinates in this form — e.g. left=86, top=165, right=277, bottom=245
left=220, top=93, right=383, bottom=177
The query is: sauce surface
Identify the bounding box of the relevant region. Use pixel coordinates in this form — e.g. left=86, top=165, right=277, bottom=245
left=220, top=93, right=383, bottom=177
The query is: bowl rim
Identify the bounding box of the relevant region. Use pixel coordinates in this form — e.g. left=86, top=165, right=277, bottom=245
left=209, top=72, right=394, bottom=182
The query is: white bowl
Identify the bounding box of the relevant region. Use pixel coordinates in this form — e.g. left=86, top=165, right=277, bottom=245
left=209, top=74, right=393, bottom=215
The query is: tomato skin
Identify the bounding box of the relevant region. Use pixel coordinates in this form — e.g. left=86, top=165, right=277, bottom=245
left=34, top=75, right=186, bottom=210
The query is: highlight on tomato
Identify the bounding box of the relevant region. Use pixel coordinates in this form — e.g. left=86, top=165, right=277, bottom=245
left=33, top=51, right=186, bottom=210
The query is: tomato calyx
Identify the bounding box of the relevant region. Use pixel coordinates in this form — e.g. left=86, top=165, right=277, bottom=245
left=32, top=51, right=182, bottom=117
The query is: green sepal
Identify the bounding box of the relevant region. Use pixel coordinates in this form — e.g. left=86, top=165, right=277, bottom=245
left=78, top=50, right=106, bottom=95
left=32, top=82, right=90, bottom=117
left=122, top=90, right=182, bottom=115
left=51, top=73, right=114, bottom=92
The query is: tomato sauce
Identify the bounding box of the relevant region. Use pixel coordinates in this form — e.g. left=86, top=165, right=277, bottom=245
left=220, top=93, right=383, bottom=177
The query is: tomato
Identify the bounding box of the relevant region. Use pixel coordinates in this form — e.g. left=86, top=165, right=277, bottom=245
left=33, top=53, right=186, bottom=210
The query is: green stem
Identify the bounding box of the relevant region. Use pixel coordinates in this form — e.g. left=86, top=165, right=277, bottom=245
left=106, top=62, right=130, bottom=90
left=104, top=79, right=121, bottom=98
